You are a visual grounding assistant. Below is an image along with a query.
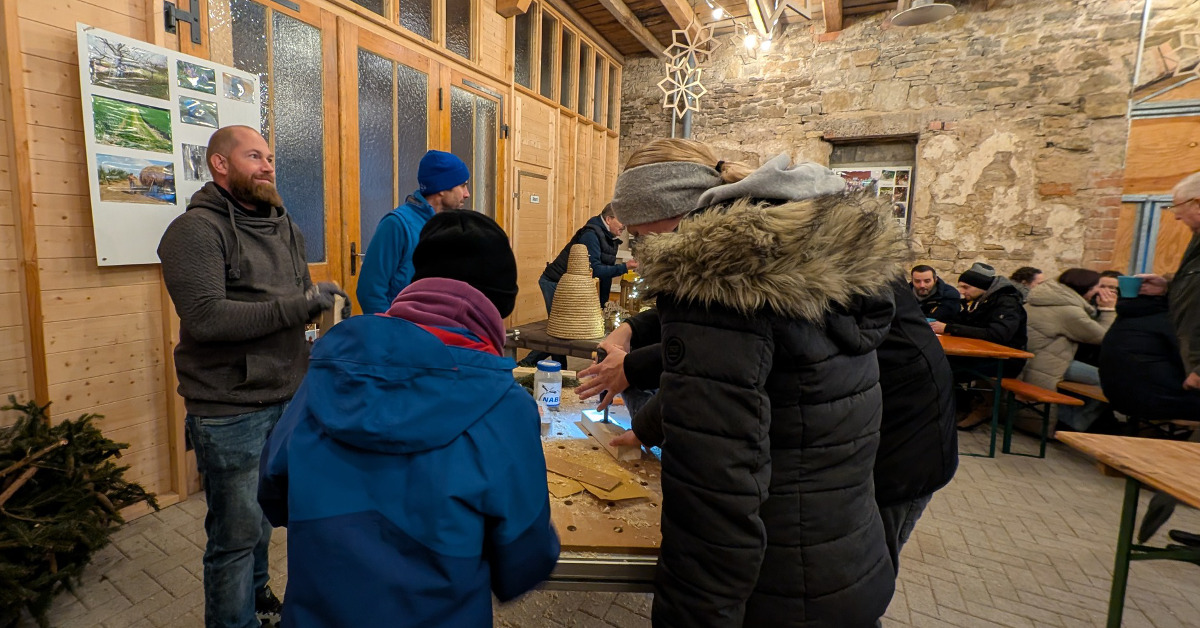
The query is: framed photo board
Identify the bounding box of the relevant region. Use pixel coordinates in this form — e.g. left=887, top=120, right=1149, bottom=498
left=832, top=166, right=914, bottom=229
left=77, top=24, right=261, bottom=266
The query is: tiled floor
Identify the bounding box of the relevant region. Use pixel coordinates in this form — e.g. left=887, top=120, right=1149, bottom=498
left=23, top=428, right=1200, bottom=627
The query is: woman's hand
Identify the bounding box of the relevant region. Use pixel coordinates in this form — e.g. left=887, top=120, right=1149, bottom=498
left=610, top=430, right=643, bottom=449
left=1095, top=286, right=1118, bottom=308
left=577, top=347, right=629, bottom=410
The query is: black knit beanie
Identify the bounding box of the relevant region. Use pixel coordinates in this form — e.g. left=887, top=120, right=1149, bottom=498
left=958, top=262, right=997, bottom=291
left=412, top=210, right=518, bottom=317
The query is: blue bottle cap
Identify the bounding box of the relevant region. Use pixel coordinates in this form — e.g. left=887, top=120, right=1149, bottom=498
left=536, top=359, right=561, bottom=372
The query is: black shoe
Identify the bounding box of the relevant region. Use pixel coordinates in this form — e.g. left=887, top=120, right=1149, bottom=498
left=1168, top=529, right=1200, bottom=547
left=256, top=585, right=283, bottom=626
left=1137, top=492, right=1178, bottom=543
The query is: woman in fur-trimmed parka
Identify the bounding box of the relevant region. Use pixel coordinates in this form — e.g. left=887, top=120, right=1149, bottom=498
left=608, top=139, right=907, bottom=628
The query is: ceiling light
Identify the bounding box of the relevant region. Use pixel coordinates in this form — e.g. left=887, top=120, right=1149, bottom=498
left=713, top=7, right=725, bottom=19
left=760, top=38, right=772, bottom=52
left=744, top=33, right=758, bottom=49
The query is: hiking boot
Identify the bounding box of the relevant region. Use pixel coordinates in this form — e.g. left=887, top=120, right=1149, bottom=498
left=256, top=585, right=283, bottom=626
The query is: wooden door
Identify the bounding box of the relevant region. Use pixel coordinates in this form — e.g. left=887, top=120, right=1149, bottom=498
left=337, top=22, right=438, bottom=312
left=444, top=69, right=506, bottom=225
left=513, top=172, right=551, bottom=325
left=1119, top=113, right=1200, bottom=273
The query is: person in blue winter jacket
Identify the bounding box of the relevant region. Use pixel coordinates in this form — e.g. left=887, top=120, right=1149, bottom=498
left=259, top=210, right=560, bottom=627
left=355, top=150, right=471, bottom=314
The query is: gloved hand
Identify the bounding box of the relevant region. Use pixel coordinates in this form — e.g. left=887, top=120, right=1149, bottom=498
left=306, top=281, right=349, bottom=317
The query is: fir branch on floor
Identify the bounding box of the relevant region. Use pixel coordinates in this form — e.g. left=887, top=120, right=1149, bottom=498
left=0, top=396, right=159, bottom=628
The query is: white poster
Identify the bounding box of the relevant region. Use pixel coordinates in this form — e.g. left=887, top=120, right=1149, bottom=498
left=832, top=166, right=914, bottom=229
left=77, top=23, right=261, bottom=266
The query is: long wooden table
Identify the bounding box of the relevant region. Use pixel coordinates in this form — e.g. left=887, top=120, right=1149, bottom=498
left=505, top=319, right=605, bottom=361
left=937, top=334, right=1034, bottom=458
left=1056, top=433, right=1200, bottom=628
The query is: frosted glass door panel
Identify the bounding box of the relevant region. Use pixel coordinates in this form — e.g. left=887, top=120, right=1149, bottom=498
left=450, top=87, right=474, bottom=209
left=230, top=0, right=269, bottom=136
left=272, top=13, right=326, bottom=262
left=514, top=10, right=533, bottom=89
left=400, top=0, right=432, bottom=39
left=396, top=63, right=428, bottom=208
left=358, top=49, right=396, bottom=250
left=446, top=0, right=472, bottom=59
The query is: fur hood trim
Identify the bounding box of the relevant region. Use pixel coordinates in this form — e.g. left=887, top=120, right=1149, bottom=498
left=633, top=194, right=910, bottom=321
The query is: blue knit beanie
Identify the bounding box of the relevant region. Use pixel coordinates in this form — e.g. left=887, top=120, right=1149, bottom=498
left=418, top=150, right=470, bottom=196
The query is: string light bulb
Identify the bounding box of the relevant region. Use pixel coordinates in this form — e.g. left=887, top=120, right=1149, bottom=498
left=713, top=6, right=725, bottom=19
left=760, top=38, right=772, bottom=52
left=744, top=33, right=758, bottom=49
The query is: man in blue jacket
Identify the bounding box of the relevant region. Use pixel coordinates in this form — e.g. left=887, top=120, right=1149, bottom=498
left=356, top=150, right=471, bottom=314
left=260, top=210, right=560, bottom=627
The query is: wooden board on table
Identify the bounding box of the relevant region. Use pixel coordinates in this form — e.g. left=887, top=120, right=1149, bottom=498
left=1056, top=433, right=1200, bottom=509
left=581, top=478, right=650, bottom=501
left=545, top=452, right=622, bottom=491
left=547, top=472, right=584, bottom=498
left=543, top=438, right=661, bottom=554
left=577, top=418, right=641, bottom=461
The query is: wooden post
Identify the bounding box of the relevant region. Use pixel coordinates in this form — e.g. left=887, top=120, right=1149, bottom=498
left=0, top=0, right=50, bottom=411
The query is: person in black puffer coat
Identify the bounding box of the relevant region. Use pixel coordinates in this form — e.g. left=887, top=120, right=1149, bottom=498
left=875, top=279, right=958, bottom=572
left=1100, top=295, right=1200, bottom=420
left=609, top=139, right=904, bottom=628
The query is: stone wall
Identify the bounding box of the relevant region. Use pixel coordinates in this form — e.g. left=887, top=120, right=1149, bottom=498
left=619, top=0, right=1144, bottom=276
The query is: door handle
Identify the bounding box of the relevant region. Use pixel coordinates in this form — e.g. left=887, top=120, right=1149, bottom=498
left=350, top=242, right=357, bottom=276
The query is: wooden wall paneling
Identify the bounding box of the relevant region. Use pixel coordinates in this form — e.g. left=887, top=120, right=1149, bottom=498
left=52, top=391, right=165, bottom=433
left=0, top=293, right=21, bottom=332
left=45, top=337, right=162, bottom=384
left=1112, top=202, right=1138, bottom=273
left=336, top=18, right=361, bottom=304
left=3, top=0, right=47, bottom=406
left=591, top=125, right=605, bottom=211
left=556, top=111, right=574, bottom=249
left=17, top=1, right=145, bottom=37
left=30, top=158, right=89, bottom=198
left=1123, top=117, right=1200, bottom=195
left=1153, top=208, right=1195, bottom=275
left=38, top=258, right=157, bottom=291
left=43, top=311, right=163, bottom=354
left=22, top=54, right=81, bottom=100
left=575, top=120, right=591, bottom=228
left=0, top=260, right=17, bottom=292
left=28, top=125, right=87, bottom=164
left=25, top=91, right=82, bottom=132
left=0, top=326, right=26, bottom=361
left=33, top=193, right=92, bottom=227
left=36, top=225, right=97, bottom=260
left=606, top=132, right=618, bottom=197
left=47, top=365, right=164, bottom=416
left=515, top=93, right=555, bottom=168
left=512, top=171, right=551, bottom=325
left=159, top=270, right=188, bottom=496
left=478, top=0, right=510, bottom=80
left=41, top=283, right=160, bottom=323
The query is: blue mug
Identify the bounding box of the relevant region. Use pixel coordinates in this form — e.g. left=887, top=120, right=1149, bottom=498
left=1117, top=275, right=1143, bottom=298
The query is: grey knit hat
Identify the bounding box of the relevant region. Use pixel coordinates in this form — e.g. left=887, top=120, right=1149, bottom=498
left=609, top=162, right=722, bottom=226
left=959, top=262, right=997, bottom=290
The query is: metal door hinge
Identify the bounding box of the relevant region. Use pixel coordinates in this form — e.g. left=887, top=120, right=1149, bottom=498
left=164, top=0, right=203, bottom=45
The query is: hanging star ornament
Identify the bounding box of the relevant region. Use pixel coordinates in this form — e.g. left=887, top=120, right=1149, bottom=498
left=662, top=18, right=722, bottom=69
left=1173, top=31, right=1200, bottom=78
left=658, top=65, right=708, bottom=116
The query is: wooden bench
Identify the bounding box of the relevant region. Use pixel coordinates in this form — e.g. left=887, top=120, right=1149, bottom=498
left=1057, top=381, right=1109, bottom=403
left=1001, top=379, right=1085, bottom=458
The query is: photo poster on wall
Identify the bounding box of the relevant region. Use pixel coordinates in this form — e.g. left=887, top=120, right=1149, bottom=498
left=76, top=23, right=261, bottom=266
left=832, top=166, right=914, bottom=229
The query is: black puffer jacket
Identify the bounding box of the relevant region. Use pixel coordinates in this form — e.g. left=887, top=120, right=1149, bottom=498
left=1100, top=296, right=1200, bottom=420
left=631, top=195, right=906, bottom=627
left=944, top=276, right=1028, bottom=351
left=542, top=215, right=626, bottom=302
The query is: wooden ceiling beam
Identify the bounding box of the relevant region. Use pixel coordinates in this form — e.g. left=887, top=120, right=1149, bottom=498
left=844, top=1, right=894, bottom=15
left=543, top=0, right=627, bottom=63
left=822, top=0, right=843, bottom=32
left=658, top=0, right=701, bottom=30
left=594, top=0, right=669, bottom=59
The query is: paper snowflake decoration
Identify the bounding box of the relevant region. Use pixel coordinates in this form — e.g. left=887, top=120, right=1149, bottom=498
left=658, top=65, right=707, bottom=116
left=1173, top=31, right=1200, bottom=78
left=663, top=19, right=722, bottom=69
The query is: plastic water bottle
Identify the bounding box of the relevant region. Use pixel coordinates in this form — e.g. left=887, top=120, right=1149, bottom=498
left=535, top=359, right=562, bottom=413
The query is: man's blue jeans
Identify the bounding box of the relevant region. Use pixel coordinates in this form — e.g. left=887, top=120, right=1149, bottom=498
left=186, top=404, right=285, bottom=628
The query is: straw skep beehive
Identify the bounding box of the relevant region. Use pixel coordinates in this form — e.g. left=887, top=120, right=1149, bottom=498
left=547, top=244, right=606, bottom=339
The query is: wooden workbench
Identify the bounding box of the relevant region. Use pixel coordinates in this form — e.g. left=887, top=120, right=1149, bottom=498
left=1056, top=433, right=1200, bottom=628
left=541, top=387, right=662, bottom=591
left=506, top=319, right=605, bottom=360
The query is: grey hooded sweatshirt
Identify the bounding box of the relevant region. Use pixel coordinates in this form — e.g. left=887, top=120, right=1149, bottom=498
left=159, top=182, right=314, bottom=416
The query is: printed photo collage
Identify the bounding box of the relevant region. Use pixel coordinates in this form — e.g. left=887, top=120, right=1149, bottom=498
left=84, top=31, right=259, bottom=207
left=832, top=166, right=914, bottom=227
